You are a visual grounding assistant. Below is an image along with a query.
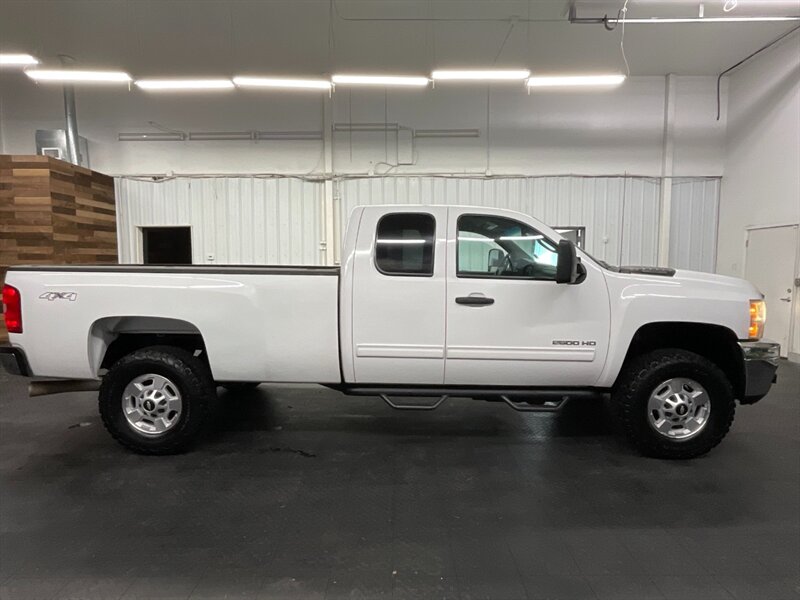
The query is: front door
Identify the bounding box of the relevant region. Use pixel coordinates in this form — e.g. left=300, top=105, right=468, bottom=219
left=350, top=206, right=448, bottom=384
left=444, top=208, right=610, bottom=386
left=745, top=225, right=798, bottom=357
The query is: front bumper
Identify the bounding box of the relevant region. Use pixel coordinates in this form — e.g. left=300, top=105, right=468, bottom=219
left=0, top=344, right=32, bottom=377
left=739, top=340, right=780, bottom=404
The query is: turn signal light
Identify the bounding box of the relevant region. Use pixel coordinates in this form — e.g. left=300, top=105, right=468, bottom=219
left=748, top=299, right=766, bottom=340
left=2, top=284, right=22, bottom=334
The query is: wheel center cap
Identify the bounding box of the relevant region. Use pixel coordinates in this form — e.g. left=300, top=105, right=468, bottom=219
left=143, top=399, right=155, bottom=411
left=676, top=403, right=689, bottom=416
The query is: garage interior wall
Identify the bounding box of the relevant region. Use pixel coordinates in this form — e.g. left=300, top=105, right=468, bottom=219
left=115, top=177, right=324, bottom=265
left=1, top=76, right=724, bottom=177
left=717, top=32, right=800, bottom=357
left=116, top=175, right=720, bottom=274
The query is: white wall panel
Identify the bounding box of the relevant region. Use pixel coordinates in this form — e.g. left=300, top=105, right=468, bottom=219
left=669, top=178, right=720, bottom=273
left=116, top=175, right=718, bottom=271
left=116, top=177, right=324, bottom=265
left=337, top=176, right=662, bottom=266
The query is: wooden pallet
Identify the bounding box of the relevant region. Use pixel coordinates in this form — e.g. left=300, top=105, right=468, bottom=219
left=0, top=155, right=118, bottom=341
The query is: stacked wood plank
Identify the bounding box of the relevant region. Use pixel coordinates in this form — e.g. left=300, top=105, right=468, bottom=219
left=0, top=155, right=118, bottom=341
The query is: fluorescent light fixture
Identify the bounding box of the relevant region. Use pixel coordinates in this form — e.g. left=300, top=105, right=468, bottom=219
left=607, top=16, right=799, bottom=23
left=526, top=74, right=626, bottom=88
left=233, top=76, right=331, bottom=90
left=431, top=69, right=530, bottom=81
left=332, top=74, right=429, bottom=87
left=26, top=69, right=131, bottom=83
left=0, top=53, right=39, bottom=66
left=135, top=79, right=234, bottom=90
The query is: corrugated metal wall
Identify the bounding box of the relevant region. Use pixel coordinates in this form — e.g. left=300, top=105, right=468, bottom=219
left=115, top=175, right=720, bottom=271
left=669, top=178, right=720, bottom=272
left=116, top=177, right=324, bottom=265
left=337, top=176, right=664, bottom=267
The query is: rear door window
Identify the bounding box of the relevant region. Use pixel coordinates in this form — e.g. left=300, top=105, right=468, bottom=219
left=374, top=213, right=435, bottom=276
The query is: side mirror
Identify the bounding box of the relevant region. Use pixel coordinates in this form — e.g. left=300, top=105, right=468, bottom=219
left=556, top=239, right=578, bottom=284
left=487, top=248, right=505, bottom=272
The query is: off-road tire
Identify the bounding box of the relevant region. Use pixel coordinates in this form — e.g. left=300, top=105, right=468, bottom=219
left=612, top=349, right=735, bottom=459
left=99, top=346, right=214, bottom=455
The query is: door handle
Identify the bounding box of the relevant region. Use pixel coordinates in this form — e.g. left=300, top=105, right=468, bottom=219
left=780, top=296, right=791, bottom=302
left=455, top=296, right=495, bottom=306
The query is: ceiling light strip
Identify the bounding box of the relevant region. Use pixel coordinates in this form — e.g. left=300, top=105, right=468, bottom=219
left=332, top=74, right=429, bottom=87
left=135, top=79, right=234, bottom=90
left=526, top=74, right=626, bottom=87
left=0, top=53, right=39, bottom=66
left=26, top=69, right=132, bottom=83
left=233, top=76, right=331, bottom=90
left=431, top=69, right=530, bottom=81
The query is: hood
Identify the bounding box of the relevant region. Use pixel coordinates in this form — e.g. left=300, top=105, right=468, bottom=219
left=602, top=263, right=762, bottom=302
left=672, top=269, right=762, bottom=297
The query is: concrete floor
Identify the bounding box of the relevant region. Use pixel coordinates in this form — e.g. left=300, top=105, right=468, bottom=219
left=0, top=363, right=798, bottom=600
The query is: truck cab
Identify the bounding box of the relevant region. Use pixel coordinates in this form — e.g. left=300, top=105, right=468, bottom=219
left=341, top=205, right=610, bottom=387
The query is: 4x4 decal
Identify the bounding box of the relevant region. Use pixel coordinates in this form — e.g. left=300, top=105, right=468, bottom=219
left=39, top=292, right=78, bottom=302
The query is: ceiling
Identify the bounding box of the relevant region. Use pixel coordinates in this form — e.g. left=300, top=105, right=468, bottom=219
left=0, top=0, right=798, bottom=80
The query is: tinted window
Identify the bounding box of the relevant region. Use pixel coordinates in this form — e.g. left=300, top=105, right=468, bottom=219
left=375, top=213, right=435, bottom=276
left=457, top=214, right=557, bottom=280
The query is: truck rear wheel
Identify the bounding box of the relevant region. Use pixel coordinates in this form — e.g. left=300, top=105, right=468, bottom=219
left=613, top=349, right=735, bottom=459
left=99, top=346, right=214, bottom=455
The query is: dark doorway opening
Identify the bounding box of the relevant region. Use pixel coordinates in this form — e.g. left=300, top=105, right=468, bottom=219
left=142, top=227, right=192, bottom=265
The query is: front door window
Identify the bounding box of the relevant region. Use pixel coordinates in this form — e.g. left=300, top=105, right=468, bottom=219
left=457, top=214, right=558, bottom=280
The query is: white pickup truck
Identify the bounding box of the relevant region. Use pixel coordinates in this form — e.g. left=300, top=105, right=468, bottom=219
left=1, top=204, right=780, bottom=458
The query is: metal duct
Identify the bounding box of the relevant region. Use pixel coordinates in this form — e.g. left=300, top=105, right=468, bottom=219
left=333, top=123, right=400, bottom=132
left=118, top=132, right=185, bottom=142
left=117, top=130, right=322, bottom=142
left=414, top=129, right=480, bottom=138
left=58, top=55, right=81, bottom=165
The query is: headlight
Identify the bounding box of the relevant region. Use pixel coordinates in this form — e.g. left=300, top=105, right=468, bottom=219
left=749, top=299, right=766, bottom=340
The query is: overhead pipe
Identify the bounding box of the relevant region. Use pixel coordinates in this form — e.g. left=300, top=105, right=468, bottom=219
left=715, top=24, right=800, bottom=120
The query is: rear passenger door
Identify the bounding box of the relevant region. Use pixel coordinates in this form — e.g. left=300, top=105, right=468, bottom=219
left=350, top=207, right=447, bottom=384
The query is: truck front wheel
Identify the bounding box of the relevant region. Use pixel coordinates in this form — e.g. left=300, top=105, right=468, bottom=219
left=613, top=349, right=735, bottom=459
left=99, top=346, right=215, bottom=454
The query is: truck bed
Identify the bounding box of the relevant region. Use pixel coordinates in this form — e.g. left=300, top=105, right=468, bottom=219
left=6, top=265, right=342, bottom=383
left=11, top=265, right=340, bottom=275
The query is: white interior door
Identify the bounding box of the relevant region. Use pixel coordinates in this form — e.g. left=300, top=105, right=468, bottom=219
left=744, top=225, right=798, bottom=357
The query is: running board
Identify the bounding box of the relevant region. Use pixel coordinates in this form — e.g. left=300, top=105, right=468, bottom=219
left=370, top=391, right=585, bottom=412
left=500, top=394, right=568, bottom=412
left=328, top=385, right=601, bottom=413
left=380, top=394, right=449, bottom=411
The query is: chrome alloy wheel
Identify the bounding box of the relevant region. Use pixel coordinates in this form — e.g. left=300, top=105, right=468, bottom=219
left=647, top=377, right=711, bottom=441
left=122, top=373, right=183, bottom=436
